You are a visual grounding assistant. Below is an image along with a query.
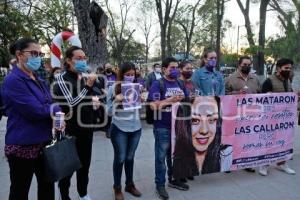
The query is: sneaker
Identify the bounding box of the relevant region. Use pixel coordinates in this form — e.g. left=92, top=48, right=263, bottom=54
left=187, top=176, right=194, bottom=181
left=276, top=163, right=296, bottom=175
left=258, top=166, right=268, bottom=176
left=156, top=187, right=169, bottom=200
left=168, top=180, right=189, bottom=191
left=79, top=194, right=92, bottom=200
left=244, top=168, right=255, bottom=173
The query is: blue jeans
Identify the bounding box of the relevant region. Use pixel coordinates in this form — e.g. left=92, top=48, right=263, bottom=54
left=154, top=128, right=172, bottom=187
left=110, top=123, right=141, bottom=188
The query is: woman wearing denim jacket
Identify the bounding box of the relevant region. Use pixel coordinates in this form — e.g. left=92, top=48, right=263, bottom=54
left=2, top=38, right=61, bottom=200
left=107, top=62, right=143, bottom=200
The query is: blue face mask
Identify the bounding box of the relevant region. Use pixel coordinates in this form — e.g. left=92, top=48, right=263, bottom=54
left=206, top=59, right=217, bottom=72
left=75, top=60, right=88, bottom=73
left=25, top=56, right=42, bottom=71
left=168, top=68, right=180, bottom=79
left=124, top=75, right=135, bottom=83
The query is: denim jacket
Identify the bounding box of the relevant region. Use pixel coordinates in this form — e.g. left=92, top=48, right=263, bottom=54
left=192, top=67, right=225, bottom=96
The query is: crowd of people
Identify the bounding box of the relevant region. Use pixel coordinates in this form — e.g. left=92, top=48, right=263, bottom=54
left=1, top=37, right=299, bottom=200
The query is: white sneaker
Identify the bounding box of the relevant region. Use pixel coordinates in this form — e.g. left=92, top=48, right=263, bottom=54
left=79, top=194, right=92, bottom=200
left=276, top=163, right=296, bottom=175
left=258, top=166, right=268, bottom=176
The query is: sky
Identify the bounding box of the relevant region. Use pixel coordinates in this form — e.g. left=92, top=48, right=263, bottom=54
left=100, top=0, right=292, bottom=56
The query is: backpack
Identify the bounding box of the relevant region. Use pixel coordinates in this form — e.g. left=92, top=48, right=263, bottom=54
left=145, top=78, right=184, bottom=124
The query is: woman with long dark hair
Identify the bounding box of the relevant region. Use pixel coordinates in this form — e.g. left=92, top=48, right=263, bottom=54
left=53, top=46, right=97, bottom=200
left=173, top=96, right=222, bottom=178
left=107, top=62, right=143, bottom=200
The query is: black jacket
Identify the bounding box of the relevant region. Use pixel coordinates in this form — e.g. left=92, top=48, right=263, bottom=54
left=53, top=70, right=95, bottom=135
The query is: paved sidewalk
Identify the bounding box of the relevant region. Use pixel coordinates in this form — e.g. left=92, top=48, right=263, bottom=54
left=0, top=119, right=299, bottom=200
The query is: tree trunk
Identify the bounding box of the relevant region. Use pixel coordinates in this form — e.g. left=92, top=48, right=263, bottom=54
left=72, top=0, right=108, bottom=70
left=216, top=0, right=224, bottom=69
left=256, top=0, right=270, bottom=76
left=236, top=0, right=255, bottom=46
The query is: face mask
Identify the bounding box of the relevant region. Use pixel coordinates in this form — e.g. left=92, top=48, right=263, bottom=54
left=182, top=71, right=193, bottom=79
left=280, top=70, right=290, bottom=79
left=106, top=68, right=112, bottom=74
left=241, top=65, right=251, bottom=74
left=25, top=56, right=42, bottom=71
left=124, top=75, right=135, bottom=83
left=74, top=60, right=88, bottom=73
left=155, top=68, right=161, bottom=73
left=168, top=68, right=180, bottom=79
left=206, top=59, right=217, bottom=72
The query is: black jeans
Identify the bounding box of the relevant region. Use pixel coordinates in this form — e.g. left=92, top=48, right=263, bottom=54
left=58, top=131, right=93, bottom=199
left=7, top=155, right=54, bottom=200
left=110, top=124, right=141, bottom=188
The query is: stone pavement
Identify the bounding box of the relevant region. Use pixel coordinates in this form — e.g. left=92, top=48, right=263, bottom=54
left=0, top=118, right=300, bottom=200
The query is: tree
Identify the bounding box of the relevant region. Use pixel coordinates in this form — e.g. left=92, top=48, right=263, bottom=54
left=266, top=0, right=300, bottom=62
left=136, top=0, right=158, bottom=63
left=216, top=0, right=226, bottom=67
left=105, top=0, right=135, bottom=66
left=155, top=0, right=181, bottom=60
left=236, top=0, right=255, bottom=46
left=174, top=0, right=202, bottom=60
left=73, top=0, right=108, bottom=69
left=256, top=0, right=270, bottom=75
left=0, top=2, right=30, bottom=67
left=236, top=0, right=270, bottom=75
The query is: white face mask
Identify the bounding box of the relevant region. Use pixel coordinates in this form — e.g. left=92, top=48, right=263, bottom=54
left=155, top=67, right=161, bottom=73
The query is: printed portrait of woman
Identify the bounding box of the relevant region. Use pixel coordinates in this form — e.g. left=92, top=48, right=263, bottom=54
left=172, top=96, right=225, bottom=179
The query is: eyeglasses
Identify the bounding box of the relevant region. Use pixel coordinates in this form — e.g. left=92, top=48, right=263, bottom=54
left=22, top=50, right=45, bottom=58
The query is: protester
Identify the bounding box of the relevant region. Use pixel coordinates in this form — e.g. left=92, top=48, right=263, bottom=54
left=107, top=62, right=143, bottom=200
left=260, top=58, right=296, bottom=176
left=148, top=57, right=189, bottom=200
left=145, top=63, right=162, bottom=91
left=225, top=56, right=261, bottom=173
left=192, top=49, right=225, bottom=96
left=178, top=61, right=197, bottom=97
left=135, top=67, right=146, bottom=89
left=102, top=63, right=116, bottom=138
left=225, top=56, right=261, bottom=95
left=53, top=46, right=98, bottom=200
left=104, top=62, right=117, bottom=88
left=2, top=38, right=61, bottom=200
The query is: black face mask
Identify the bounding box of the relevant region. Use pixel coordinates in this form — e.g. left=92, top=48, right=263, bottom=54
left=106, top=68, right=112, bottom=74
left=280, top=70, right=290, bottom=79
left=241, top=65, right=251, bottom=74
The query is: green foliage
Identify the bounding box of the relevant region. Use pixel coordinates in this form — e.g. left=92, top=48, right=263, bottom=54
left=220, top=53, right=239, bottom=67
left=0, top=4, right=31, bottom=67
left=0, top=0, right=73, bottom=67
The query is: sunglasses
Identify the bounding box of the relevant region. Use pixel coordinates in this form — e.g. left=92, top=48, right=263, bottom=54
left=22, top=50, right=45, bottom=58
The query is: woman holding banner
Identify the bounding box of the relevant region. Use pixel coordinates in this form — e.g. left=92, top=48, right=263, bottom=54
left=107, top=62, right=143, bottom=200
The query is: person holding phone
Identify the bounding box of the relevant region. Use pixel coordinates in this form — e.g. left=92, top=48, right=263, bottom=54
left=148, top=57, right=189, bottom=200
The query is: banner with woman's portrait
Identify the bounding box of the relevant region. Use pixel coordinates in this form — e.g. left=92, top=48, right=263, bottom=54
left=171, top=93, right=297, bottom=178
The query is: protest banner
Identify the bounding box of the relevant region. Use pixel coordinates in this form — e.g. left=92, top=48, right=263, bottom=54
left=171, top=93, right=297, bottom=178
left=121, top=83, right=141, bottom=110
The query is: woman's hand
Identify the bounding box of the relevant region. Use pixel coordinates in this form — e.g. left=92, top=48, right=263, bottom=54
left=86, top=73, right=97, bottom=87
left=115, top=94, right=124, bottom=102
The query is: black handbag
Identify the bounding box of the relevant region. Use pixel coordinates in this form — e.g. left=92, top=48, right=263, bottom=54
left=43, top=134, right=82, bottom=182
